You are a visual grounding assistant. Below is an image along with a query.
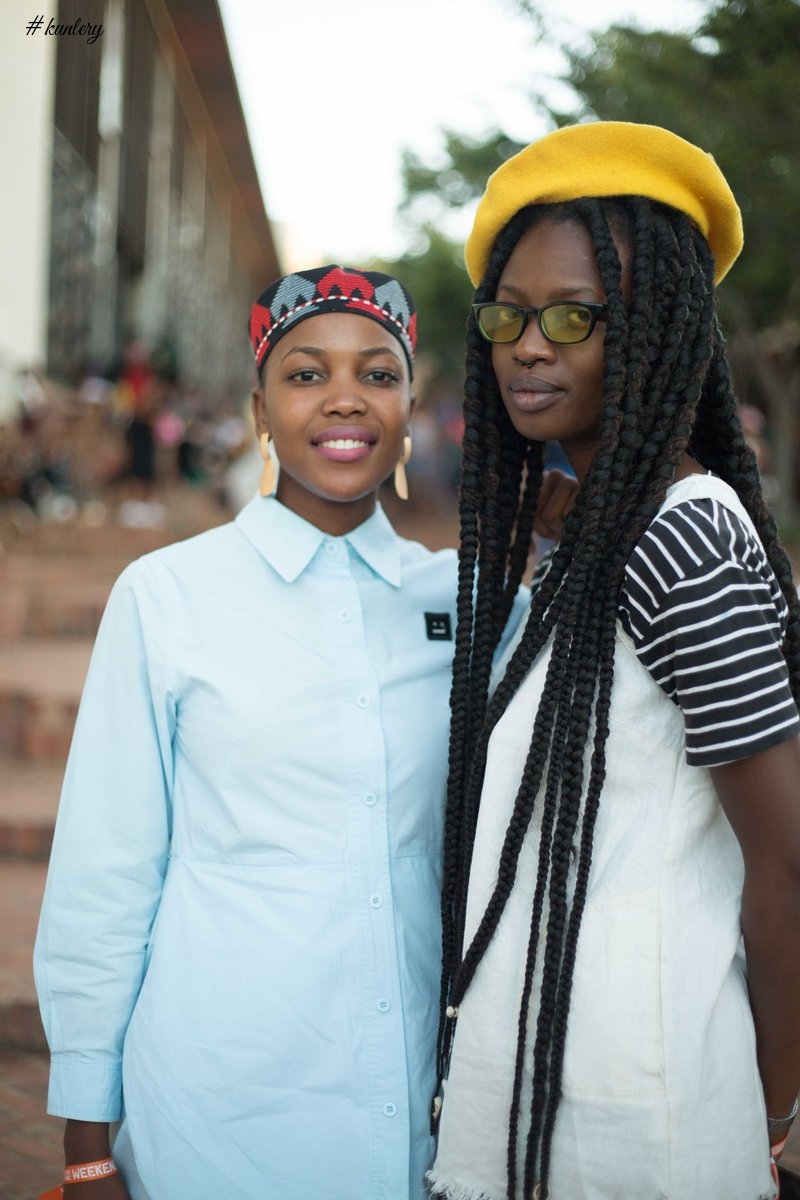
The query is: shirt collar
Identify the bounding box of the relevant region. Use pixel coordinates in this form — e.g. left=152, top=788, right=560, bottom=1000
left=235, top=495, right=403, bottom=587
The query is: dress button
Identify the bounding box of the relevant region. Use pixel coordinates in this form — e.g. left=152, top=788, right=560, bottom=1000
left=377, top=998, right=391, bottom=1013
left=382, top=1103, right=398, bottom=1118
left=339, top=609, right=351, bottom=622
left=324, top=541, right=337, bottom=556
left=369, top=894, right=383, bottom=908
left=364, top=792, right=377, bottom=807
left=357, top=694, right=369, bottom=708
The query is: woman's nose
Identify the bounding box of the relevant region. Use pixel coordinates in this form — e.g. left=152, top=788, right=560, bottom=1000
left=323, top=384, right=367, bottom=413
left=513, top=317, right=556, bottom=365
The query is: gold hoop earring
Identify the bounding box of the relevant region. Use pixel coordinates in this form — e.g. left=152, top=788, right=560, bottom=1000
left=259, top=432, right=276, bottom=497
left=394, top=434, right=412, bottom=501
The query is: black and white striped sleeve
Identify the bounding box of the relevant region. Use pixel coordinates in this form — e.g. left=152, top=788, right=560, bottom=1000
left=619, top=497, right=800, bottom=767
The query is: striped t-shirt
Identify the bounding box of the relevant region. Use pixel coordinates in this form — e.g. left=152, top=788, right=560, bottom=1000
left=619, top=494, right=800, bottom=767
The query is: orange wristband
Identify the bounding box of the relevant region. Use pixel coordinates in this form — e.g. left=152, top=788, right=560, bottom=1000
left=64, top=1158, right=118, bottom=1184
left=38, top=1155, right=118, bottom=1198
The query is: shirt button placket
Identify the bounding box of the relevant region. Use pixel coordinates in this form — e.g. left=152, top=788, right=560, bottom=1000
left=330, top=544, right=405, bottom=1182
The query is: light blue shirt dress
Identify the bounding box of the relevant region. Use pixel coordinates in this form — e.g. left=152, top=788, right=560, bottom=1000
left=34, top=495, right=487, bottom=1200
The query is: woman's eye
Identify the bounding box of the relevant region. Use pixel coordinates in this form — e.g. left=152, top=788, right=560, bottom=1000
left=288, top=368, right=321, bottom=383
left=367, top=369, right=399, bottom=384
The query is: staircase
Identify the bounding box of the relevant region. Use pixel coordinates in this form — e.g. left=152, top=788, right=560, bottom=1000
left=0, top=490, right=227, bottom=1054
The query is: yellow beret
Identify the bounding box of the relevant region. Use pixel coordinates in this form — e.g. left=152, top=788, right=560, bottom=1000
left=465, top=121, right=743, bottom=287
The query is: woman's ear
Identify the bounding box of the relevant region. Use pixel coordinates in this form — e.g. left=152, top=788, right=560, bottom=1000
left=251, top=386, right=268, bottom=437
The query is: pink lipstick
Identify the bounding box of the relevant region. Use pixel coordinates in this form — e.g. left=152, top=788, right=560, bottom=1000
left=312, top=425, right=376, bottom=463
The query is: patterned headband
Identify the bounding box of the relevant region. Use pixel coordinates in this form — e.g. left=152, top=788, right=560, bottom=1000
left=249, top=265, right=417, bottom=376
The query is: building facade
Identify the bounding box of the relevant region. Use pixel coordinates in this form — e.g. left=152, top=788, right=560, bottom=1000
left=1, top=0, right=279, bottom=419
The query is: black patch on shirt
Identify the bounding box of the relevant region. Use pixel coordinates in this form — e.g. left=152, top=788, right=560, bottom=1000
left=425, top=612, right=452, bottom=641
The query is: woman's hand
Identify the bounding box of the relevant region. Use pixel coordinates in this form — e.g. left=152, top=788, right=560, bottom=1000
left=60, top=1121, right=131, bottom=1200
left=65, top=1178, right=131, bottom=1200
left=534, top=469, right=578, bottom=541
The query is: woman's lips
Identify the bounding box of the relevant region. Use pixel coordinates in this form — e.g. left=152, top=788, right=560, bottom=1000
left=507, top=375, right=562, bottom=413
left=312, top=425, right=376, bottom=462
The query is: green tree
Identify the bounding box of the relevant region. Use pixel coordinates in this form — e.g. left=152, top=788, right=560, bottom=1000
left=376, top=225, right=473, bottom=388
left=376, top=134, right=525, bottom=401
left=554, top=0, right=800, bottom=518
left=389, top=0, right=800, bottom=519
left=557, top=0, right=800, bottom=322
left=400, top=131, right=527, bottom=220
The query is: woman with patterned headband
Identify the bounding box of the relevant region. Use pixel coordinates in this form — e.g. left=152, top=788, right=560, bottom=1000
left=33, top=265, right=574, bottom=1200
left=428, top=123, right=800, bottom=1200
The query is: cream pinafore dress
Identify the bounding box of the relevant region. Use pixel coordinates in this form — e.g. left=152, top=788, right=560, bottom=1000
left=430, top=475, right=775, bottom=1200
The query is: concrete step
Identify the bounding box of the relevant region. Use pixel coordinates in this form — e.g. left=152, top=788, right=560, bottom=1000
left=0, top=861, right=47, bottom=1051
left=0, top=484, right=228, bottom=560
left=0, top=556, right=117, bottom=641
left=0, top=640, right=90, bottom=763
left=25, top=577, right=110, bottom=639
left=0, top=1050, right=63, bottom=1199
left=0, top=761, right=63, bottom=861
left=0, top=512, right=178, bottom=559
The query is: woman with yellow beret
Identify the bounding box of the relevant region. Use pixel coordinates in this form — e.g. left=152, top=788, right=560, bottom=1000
left=429, top=122, right=800, bottom=1199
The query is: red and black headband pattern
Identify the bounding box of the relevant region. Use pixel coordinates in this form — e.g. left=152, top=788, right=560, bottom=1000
left=249, top=265, right=417, bottom=376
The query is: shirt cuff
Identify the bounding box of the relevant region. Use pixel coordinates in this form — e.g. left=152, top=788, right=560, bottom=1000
left=47, top=1053, right=123, bottom=1121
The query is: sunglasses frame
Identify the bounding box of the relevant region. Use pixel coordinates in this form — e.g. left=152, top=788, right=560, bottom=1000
left=471, top=300, right=609, bottom=346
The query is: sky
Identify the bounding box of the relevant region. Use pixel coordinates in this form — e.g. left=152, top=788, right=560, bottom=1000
left=218, top=0, right=707, bottom=270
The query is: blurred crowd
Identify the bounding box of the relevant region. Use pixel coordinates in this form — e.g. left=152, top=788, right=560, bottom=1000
left=0, top=338, right=254, bottom=531
left=0, top=336, right=468, bottom=533
left=5, top=341, right=774, bottom=534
